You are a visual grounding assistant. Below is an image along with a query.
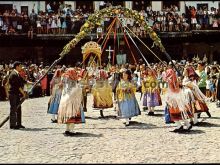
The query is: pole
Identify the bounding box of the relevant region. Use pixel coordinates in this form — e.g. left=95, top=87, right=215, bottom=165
left=0, top=57, right=63, bottom=128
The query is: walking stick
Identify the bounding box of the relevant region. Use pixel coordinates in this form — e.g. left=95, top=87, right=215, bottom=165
left=0, top=57, right=62, bottom=128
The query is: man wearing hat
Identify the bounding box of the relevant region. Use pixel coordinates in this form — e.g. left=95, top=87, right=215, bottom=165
left=8, top=61, right=27, bottom=129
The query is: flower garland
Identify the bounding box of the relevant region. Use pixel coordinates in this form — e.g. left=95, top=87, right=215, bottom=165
left=59, top=6, right=166, bottom=58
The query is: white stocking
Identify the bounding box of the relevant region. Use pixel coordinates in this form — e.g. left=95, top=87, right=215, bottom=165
left=175, top=120, right=182, bottom=129
left=51, top=114, right=56, bottom=120
left=184, top=119, right=191, bottom=129
left=125, top=118, right=129, bottom=124
left=66, top=123, right=75, bottom=132
left=194, top=113, right=199, bottom=124
left=151, top=107, right=154, bottom=112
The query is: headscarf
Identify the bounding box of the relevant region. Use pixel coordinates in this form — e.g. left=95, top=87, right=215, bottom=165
left=53, top=69, right=62, bottom=78
left=186, top=66, right=199, bottom=81
left=62, top=68, right=78, bottom=80
left=164, top=68, right=180, bottom=93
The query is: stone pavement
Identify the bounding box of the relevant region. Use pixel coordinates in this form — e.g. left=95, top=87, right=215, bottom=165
left=0, top=93, right=220, bottom=163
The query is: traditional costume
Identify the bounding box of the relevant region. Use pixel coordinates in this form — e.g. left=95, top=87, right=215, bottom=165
left=91, top=68, right=113, bottom=117
left=182, top=66, right=210, bottom=125
left=78, top=69, right=90, bottom=112
left=116, top=71, right=141, bottom=126
left=57, top=68, right=85, bottom=136
left=142, top=69, right=162, bottom=115
left=92, top=69, right=113, bottom=108
left=164, top=68, right=193, bottom=132
left=48, top=69, right=63, bottom=123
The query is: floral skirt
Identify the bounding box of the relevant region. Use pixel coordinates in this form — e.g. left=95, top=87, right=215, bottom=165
left=143, top=91, right=162, bottom=107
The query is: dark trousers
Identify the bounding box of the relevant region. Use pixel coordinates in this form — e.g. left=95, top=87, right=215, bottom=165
left=9, top=94, right=22, bottom=127
left=82, top=90, right=87, bottom=111
left=199, top=87, right=206, bottom=95
left=199, top=87, right=211, bottom=117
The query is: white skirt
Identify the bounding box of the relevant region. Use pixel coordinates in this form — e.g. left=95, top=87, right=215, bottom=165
left=58, top=87, right=83, bottom=124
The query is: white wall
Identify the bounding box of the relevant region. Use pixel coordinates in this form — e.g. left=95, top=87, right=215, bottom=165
left=1, top=1, right=219, bottom=14
left=0, top=1, right=39, bottom=14
left=152, top=1, right=162, bottom=11
left=185, top=1, right=219, bottom=10
left=125, top=1, right=132, bottom=9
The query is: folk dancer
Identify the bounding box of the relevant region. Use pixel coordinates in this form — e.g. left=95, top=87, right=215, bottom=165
left=142, top=68, right=162, bottom=116
left=57, top=68, right=85, bottom=136
left=78, top=68, right=90, bottom=112
left=91, top=66, right=113, bottom=117
left=164, top=68, right=193, bottom=132
left=48, top=69, right=64, bottom=123
left=116, top=70, right=141, bottom=126
left=182, top=66, right=210, bottom=125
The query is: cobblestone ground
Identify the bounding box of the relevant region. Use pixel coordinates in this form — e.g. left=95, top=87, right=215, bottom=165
left=0, top=93, right=220, bottom=163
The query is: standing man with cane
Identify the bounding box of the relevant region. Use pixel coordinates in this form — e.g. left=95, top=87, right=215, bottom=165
left=8, top=61, right=27, bottom=129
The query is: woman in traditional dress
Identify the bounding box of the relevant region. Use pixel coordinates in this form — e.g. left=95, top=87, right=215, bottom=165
left=91, top=67, right=113, bottom=117
left=142, top=68, right=162, bottom=115
left=182, top=66, right=210, bottom=125
left=57, top=68, right=85, bottom=136
left=48, top=69, right=63, bottom=123
left=116, top=70, right=141, bottom=126
left=164, top=68, right=193, bottom=132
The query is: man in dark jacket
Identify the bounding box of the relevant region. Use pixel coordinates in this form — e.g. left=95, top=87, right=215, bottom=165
left=8, top=61, right=27, bottom=129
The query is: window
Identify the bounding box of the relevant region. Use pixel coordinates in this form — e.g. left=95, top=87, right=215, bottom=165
left=162, top=1, right=180, bottom=11
left=132, top=1, right=151, bottom=11
left=76, top=1, right=94, bottom=13
left=21, top=6, right=28, bottom=15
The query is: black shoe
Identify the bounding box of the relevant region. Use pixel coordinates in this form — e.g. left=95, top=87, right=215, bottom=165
left=51, top=119, right=58, bottom=123
left=206, top=111, right=211, bottom=118
left=64, top=131, right=76, bottom=136
left=172, top=126, right=184, bottom=132
left=190, top=121, right=194, bottom=126
left=187, top=124, right=193, bottom=130
left=17, top=125, right=25, bottom=129
left=10, top=126, right=20, bottom=129
left=125, top=123, right=130, bottom=126
left=148, top=112, right=154, bottom=116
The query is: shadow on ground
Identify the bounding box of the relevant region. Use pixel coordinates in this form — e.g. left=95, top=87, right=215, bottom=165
left=64, top=132, right=103, bottom=138
left=193, top=122, right=220, bottom=127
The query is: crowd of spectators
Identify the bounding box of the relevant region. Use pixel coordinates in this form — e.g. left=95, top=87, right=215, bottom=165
left=0, top=2, right=220, bottom=36
left=1, top=57, right=220, bottom=105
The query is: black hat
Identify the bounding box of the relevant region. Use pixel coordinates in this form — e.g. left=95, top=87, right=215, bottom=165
left=13, top=61, right=22, bottom=69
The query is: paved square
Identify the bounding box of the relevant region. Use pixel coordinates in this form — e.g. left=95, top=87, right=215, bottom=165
left=0, top=93, right=220, bottom=163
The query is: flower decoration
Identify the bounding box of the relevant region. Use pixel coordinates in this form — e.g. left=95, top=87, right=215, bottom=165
left=59, top=6, right=166, bottom=58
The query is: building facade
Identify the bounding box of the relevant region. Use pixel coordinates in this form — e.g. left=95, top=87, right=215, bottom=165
left=0, top=1, right=219, bottom=14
